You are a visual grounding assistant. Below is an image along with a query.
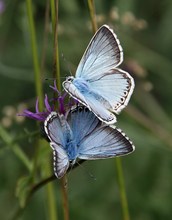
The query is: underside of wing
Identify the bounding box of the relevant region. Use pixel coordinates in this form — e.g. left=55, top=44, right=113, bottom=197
left=90, top=68, right=135, bottom=114
left=75, top=25, right=123, bottom=80
left=50, top=142, right=69, bottom=179
left=78, top=125, right=135, bottom=160
left=44, top=111, right=72, bottom=146
left=63, top=80, right=117, bottom=124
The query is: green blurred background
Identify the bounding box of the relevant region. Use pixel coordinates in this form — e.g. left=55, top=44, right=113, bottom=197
left=1, top=0, right=172, bottom=219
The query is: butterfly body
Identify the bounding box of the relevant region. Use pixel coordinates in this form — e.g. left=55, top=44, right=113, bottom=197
left=63, top=25, right=135, bottom=124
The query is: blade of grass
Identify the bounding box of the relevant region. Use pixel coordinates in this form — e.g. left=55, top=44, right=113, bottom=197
left=115, top=158, right=130, bottom=220
left=0, top=125, right=32, bottom=172
left=61, top=175, right=69, bottom=220
left=26, top=1, right=58, bottom=220
left=87, top=0, right=97, bottom=33
left=26, top=0, right=43, bottom=109
left=50, top=0, right=61, bottom=91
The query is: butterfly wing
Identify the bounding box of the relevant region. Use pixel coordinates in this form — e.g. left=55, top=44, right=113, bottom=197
left=44, top=112, right=72, bottom=178
left=67, top=105, right=100, bottom=144
left=44, top=112, right=66, bottom=145
left=78, top=126, right=134, bottom=159
left=50, top=142, right=69, bottom=179
left=90, top=68, right=135, bottom=114
left=44, top=111, right=73, bottom=146
left=75, top=25, right=123, bottom=80
left=66, top=106, right=134, bottom=159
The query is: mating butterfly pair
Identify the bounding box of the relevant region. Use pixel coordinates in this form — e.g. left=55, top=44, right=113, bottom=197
left=44, top=25, right=135, bottom=178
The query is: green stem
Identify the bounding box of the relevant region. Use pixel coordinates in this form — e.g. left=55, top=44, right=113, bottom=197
left=0, top=125, right=32, bottom=171
left=26, top=1, right=57, bottom=220
left=26, top=0, right=43, bottom=109
left=26, top=161, right=85, bottom=203
left=50, top=0, right=55, bottom=36
left=26, top=0, right=43, bottom=183
left=46, top=174, right=58, bottom=220
left=50, top=0, right=61, bottom=91
left=115, top=158, right=130, bottom=220
left=41, top=0, right=50, bottom=78
left=87, top=0, right=97, bottom=33
left=61, top=176, right=69, bottom=220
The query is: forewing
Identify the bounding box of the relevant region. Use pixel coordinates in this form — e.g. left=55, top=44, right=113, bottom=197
left=90, top=68, right=135, bottom=114
left=64, top=84, right=117, bottom=124
left=75, top=25, right=123, bottom=80
left=78, top=125, right=135, bottom=160
left=50, top=142, right=69, bottom=179
left=66, top=105, right=100, bottom=144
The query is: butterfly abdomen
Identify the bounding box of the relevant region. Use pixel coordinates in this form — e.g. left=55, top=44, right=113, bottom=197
left=65, top=140, right=78, bottom=161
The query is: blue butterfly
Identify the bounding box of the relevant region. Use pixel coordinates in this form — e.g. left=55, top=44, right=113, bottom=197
left=44, top=106, right=135, bottom=178
left=63, top=25, right=135, bottom=124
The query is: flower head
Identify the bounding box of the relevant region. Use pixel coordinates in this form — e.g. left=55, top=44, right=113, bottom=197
left=0, top=1, right=5, bottom=14
left=18, top=81, right=69, bottom=121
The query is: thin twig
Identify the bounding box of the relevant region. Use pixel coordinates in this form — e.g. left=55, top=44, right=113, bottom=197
left=87, top=0, right=97, bottom=33
left=41, top=0, right=50, bottom=79
left=115, top=158, right=130, bottom=220
left=26, top=0, right=44, bottom=109
left=52, top=0, right=61, bottom=91
left=61, top=175, right=69, bottom=220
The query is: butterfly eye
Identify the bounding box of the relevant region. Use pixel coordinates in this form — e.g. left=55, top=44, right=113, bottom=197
left=67, top=76, right=74, bottom=82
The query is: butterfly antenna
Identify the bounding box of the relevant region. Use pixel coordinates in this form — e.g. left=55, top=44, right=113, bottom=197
left=61, top=53, right=73, bottom=76
left=44, top=77, right=56, bottom=81
left=76, top=161, right=97, bottom=181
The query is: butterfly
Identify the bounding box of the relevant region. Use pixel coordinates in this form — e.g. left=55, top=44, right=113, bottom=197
left=63, top=25, right=135, bottom=124
left=44, top=106, right=135, bottom=179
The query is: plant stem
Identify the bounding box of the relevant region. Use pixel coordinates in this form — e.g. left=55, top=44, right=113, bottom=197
left=27, top=161, right=85, bottom=201
left=0, top=125, right=32, bottom=171
left=61, top=176, right=69, bottom=220
left=50, top=0, right=61, bottom=91
left=26, top=0, right=43, bottom=109
left=87, top=0, right=97, bottom=33
left=41, top=0, right=50, bottom=78
left=26, top=1, right=57, bottom=220
left=115, top=158, right=130, bottom=220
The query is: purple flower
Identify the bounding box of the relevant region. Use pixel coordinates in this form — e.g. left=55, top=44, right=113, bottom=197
left=18, top=81, right=69, bottom=121
left=18, top=94, right=54, bottom=121
left=0, top=1, right=5, bottom=14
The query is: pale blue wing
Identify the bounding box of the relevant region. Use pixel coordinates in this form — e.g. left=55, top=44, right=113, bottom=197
left=44, top=111, right=72, bottom=147
left=63, top=83, right=117, bottom=124
left=78, top=125, right=135, bottom=160
left=81, top=94, right=117, bottom=124
left=90, top=68, right=135, bottom=114
left=50, top=142, right=69, bottom=178
left=66, top=105, right=100, bottom=144
left=75, top=25, right=123, bottom=80
left=63, top=68, right=134, bottom=122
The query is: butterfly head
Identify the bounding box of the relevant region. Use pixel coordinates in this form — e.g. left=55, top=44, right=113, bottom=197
left=66, top=76, right=74, bottom=83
